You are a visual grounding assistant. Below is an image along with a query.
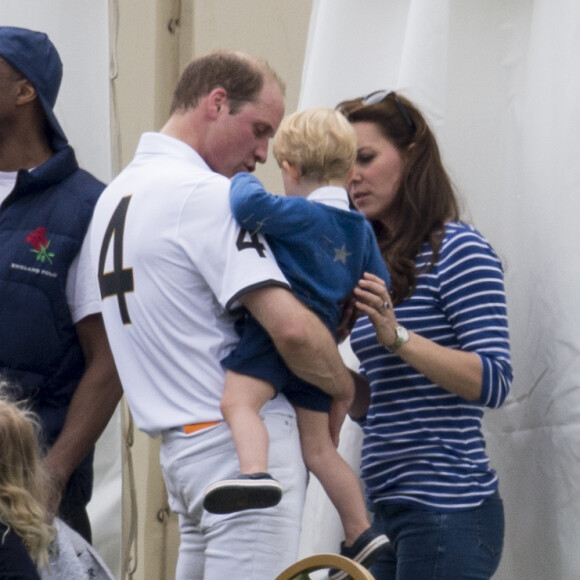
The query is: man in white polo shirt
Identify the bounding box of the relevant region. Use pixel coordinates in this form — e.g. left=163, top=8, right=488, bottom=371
left=90, top=50, right=355, bottom=579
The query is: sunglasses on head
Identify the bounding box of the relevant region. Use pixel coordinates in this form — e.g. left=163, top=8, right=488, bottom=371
left=361, top=90, right=416, bottom=134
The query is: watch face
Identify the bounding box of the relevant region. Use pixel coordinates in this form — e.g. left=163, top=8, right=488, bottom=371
left=398, top=326, right=409, bottom=342
left=393, top=326, right=409, bottom=350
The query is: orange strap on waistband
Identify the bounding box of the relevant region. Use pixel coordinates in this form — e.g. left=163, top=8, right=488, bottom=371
left=183, top=421, right=220, bottom=435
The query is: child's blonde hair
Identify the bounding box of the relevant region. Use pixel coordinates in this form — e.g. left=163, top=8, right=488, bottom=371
left=0, top=385, right=55, bottom=568
left=273, top=107, right=357, bottom=182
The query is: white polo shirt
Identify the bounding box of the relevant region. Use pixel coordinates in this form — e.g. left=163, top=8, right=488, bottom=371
left=90, top=133, right=293, bottom=437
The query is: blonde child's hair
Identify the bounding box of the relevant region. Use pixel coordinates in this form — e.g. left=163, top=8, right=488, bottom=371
left=273, top=107, right=357, bottom=182
left=0, top=385, right=55, bottom=568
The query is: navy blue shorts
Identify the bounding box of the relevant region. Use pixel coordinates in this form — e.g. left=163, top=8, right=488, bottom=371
left=221, top=315, right=331, bottom=413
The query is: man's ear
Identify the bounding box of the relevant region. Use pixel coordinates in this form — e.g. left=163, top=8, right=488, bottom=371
left=206, top=87, right=228, bottom=119
left=281, top=160, right=301, bottom=183
left=15, top=79, right=37, bottom=106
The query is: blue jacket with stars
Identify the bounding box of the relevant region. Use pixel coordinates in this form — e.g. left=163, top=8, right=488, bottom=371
left=223, top=173, right=390, bottom=411
left=0, top=145, right=104, bottom=453
left=230, top=172, right=390, bottom=335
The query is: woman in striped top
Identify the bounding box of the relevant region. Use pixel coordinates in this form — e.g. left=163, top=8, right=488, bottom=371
left=337, top=91, right=512, bottom=580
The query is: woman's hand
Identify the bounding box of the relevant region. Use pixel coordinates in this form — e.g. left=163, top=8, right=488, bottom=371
left=353, top=272, right=398, bottom=349
left=353, top=273, right=484, bottom=402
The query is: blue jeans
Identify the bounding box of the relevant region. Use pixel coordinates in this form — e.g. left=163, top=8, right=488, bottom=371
left=370, top=492, right=504, bottom=580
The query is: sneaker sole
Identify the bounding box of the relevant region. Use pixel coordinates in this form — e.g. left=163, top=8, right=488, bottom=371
left=203, top=479, right=283, bottom=514
left=328, top=535, right=390, bottom=580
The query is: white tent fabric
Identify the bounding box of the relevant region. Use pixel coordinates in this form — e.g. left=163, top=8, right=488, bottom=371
left=0, top=3, right=122, bottom=578
left=298, top=1, right=580, bottom=579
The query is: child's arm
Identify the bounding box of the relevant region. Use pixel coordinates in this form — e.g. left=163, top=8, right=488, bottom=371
left=230, top=173, right=307, bottom=236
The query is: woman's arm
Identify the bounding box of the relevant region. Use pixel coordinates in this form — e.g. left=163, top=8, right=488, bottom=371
left=354, top=271, right=508, bottom=404
left=353, top=226, right=512, bottom=407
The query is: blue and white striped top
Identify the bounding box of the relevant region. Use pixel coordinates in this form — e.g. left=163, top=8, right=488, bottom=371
left=350, top=222, right=512, bottom=511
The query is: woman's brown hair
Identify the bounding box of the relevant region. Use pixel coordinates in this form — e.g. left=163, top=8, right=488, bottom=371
left=338, top=92, right=460, bottom=304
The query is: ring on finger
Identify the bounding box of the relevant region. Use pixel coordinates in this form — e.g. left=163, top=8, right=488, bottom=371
left=378, top=301, right=390, bottom=313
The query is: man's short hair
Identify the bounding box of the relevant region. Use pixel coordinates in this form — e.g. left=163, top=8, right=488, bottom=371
left=170, top=50, right=285, bottom=115
left=273, top=107, right=357, bottom=182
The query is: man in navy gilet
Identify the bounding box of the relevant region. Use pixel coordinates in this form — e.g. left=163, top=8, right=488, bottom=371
left=0, top=26, right=122, bottom=542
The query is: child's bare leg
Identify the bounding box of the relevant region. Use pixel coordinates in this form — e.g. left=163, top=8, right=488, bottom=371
left=295, top=406, right=370, bottom=546
left=203, top=372, right=281, bottom=514
left=220, top=370, right=275, bottom=474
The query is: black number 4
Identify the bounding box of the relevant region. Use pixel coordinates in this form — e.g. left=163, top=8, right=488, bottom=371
left=98, top=196, right=135, bottom=324
left=236, top=228, right=266, bottom=257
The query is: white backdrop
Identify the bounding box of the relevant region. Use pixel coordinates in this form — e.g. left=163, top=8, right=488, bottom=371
left=298, top=1, right=580, bottom=579
left=0, top=3, right=122, bottom=577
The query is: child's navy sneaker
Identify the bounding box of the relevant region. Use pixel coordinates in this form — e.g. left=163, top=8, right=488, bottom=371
left=328, top=527, right=389, bottom=580
left=203, top=472, right=282, bottom=514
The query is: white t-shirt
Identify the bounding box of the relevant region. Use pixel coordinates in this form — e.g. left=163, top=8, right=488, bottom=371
left=89, top=133, right=293, bottom=436
left=0, top=170, right=100, bottom=325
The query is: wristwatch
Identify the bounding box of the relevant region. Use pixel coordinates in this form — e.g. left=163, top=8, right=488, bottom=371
left=388, top=325, right=410, bottom=352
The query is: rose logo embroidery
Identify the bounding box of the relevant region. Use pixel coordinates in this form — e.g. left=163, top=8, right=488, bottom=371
left=25, top=227, right=55, bottom=264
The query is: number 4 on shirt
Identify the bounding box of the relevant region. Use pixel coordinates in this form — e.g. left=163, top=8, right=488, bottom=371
left=98, top=195, right=135, bottom=325
left=236, top=228, right=266, bottom=257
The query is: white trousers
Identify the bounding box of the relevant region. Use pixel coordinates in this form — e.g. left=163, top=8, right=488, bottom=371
left=160, top=413, right=307, bottom=579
